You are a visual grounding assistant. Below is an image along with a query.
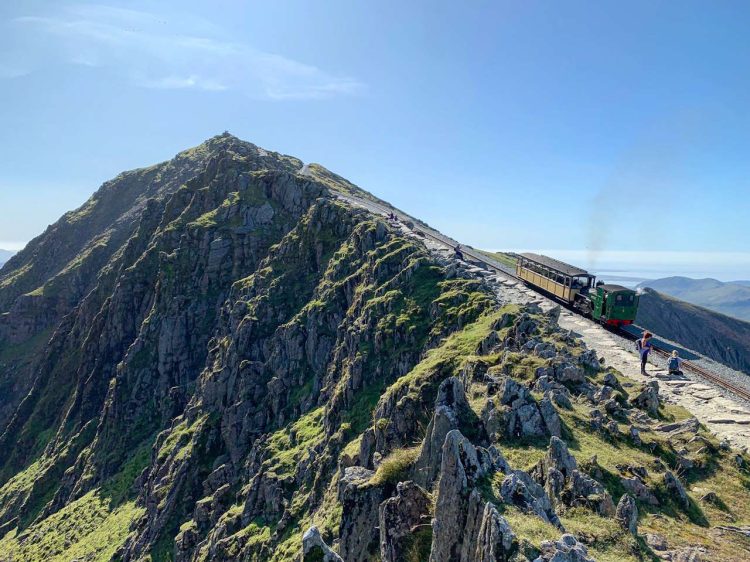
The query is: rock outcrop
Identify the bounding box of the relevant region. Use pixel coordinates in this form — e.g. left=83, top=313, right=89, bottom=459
left=0, top=134, right=746, bottom=562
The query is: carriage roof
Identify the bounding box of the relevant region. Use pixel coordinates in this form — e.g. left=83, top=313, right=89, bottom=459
left=518, top=253, right=592, bottom=277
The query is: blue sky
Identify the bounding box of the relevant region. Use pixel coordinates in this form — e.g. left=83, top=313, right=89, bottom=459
left=1, top=1, right=748, bottom=277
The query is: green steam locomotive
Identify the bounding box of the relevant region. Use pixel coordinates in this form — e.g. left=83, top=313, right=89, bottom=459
left=515, top=253, right=639, bottom=327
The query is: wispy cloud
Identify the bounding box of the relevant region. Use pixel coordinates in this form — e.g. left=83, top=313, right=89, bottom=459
left=2, top=4, right=364, bottom=100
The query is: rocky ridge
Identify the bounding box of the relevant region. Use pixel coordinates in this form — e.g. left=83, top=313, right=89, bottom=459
left=0, top=135, right=749, bottom=561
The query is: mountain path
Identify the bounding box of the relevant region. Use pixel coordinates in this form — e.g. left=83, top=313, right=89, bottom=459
left=339, top=193, right=750, bottom=451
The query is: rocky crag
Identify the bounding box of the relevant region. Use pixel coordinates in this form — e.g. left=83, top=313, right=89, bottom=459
left=1, top=134, right=749, bottom=561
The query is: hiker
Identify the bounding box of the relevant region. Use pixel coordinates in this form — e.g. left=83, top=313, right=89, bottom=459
left=668, top=350, right=683, bottom=376
left=636, top=332, right=653, bottom=375
left=454, top=245, right=464, bottom=260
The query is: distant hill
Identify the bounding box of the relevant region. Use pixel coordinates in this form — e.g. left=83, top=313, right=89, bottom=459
left=636, top=287, right=750, bottom=374
left=0, top=249, right=15, bottom=267
left=637, top=276, right=750, bottom=322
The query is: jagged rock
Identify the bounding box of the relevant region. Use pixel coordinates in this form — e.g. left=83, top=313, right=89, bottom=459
left=338, top=467, right=383, bottom=561
left=469, top=501, right=517, bottom=562
left=501, top=470, right=561, bottom=528
left=602, top=372, right=621, bottom=389
left=631, top=381, right=661, bottom=416
left=577, top=349, right=601, bottom=372
left=534, top=341, right=557, bottom=359
left=656, top=417, right=700, bottom=435
left=645, top=533, right=668, bottom=551
left=533, top=534, right=595, bottom=562
left=492, top=312, right=515, bottom=331
left=543, top=436, right=578, bottom=478
left=615, top=494, right=638, bottom=535
left=533, top=376, right=573, bottom=410
left=414, top=377, right=470, bottom=488
left=379, top=481, right=431, bottom=562
left=302, top=526, right=344, bottom=562
left=430, top=430, right=517, bottom=561
left=594, top=384, right=614, bottom=403
left=567, top=470, right=616, bottom=516
left=494, top=377, right=559, bottom=439
left=539, top=395, right=562, bottom=438
left=556, top=363, right=586, bottom=384
left=621, top=477, right=659, bottom=505
left=545, top=305, right=561, bottom=324
left=477, top=330, right=501, bottom=355
left=664, top=471, right=690, bottom=510
left=700, top=491, right=720, bottom=505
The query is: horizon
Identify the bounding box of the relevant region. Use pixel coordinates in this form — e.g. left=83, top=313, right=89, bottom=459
left=2, top=1, right=749, bottom=276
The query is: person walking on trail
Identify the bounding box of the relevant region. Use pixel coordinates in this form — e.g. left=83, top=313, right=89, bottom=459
left=636, top=332, right=653, bottom=375
left=668, top=350, right=683, bottom=376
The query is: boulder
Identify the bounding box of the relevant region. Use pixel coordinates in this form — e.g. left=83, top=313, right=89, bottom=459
left=533, top=534, right=595, bottom=562
left=621, top=477, right=659, bottom=506
left=664, top=471, right=690, bottom=510
left=631, top=381, right=661, bottom=416
left=615, top=494, right=638, bottom=535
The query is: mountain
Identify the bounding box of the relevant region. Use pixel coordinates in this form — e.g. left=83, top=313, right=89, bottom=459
left=637, top=276, right=750, bottom=322
left=1, top=134, right=749, bottom=561
left=0, top=250, right=14, bottom=267
left=636, top=288, right=750, bottom=374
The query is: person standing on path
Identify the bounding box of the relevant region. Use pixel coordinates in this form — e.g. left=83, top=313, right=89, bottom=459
left=637, top=332, right=654, bottom=375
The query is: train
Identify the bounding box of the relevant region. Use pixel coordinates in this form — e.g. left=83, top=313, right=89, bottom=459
left=515, top=253, right=639, bottom=327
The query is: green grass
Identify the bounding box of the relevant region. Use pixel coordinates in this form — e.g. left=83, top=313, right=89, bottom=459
left=262, top=408, right=326, bottom=478
left=369, top=447, right=421, bottom=487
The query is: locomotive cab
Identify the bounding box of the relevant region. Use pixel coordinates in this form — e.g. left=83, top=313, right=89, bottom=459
left=590, top=284, right=639, bottom=327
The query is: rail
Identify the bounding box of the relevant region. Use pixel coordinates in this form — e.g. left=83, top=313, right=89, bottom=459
left=342, top=193, right=750, bottom=403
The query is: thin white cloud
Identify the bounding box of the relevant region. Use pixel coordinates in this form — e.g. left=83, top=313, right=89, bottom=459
left=3, top=4, right=364, bottom=100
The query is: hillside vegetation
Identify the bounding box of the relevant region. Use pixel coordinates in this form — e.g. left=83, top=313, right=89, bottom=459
left=0, top=135, right=749, bottom=561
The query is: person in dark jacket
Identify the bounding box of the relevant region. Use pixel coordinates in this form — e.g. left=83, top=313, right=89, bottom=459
left=637, top=332, right=653, bottom=375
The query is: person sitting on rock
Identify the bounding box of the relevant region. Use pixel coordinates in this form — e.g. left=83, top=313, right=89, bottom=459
left=636, top=332, right=653, bottom=375
left=668, top=350, right=683, bottom=376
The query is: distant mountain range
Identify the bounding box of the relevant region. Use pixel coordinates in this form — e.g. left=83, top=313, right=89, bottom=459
left=636, top=288, right=750, bottom=374
left=637, top=276, right=750, bottom=322
left=0, top=249, right=15, bottom=267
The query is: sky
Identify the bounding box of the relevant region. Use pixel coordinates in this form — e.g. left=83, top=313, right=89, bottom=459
left=1, top=1, right=749, bottom=278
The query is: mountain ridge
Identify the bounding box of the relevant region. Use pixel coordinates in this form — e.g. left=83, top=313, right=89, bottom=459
left=1, top=135, right=750, bottom=561
left=637, top=275, right=750, bottom=322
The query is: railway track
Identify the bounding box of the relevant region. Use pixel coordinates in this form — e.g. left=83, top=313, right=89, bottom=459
left=340, top=193, right=750, bottom=403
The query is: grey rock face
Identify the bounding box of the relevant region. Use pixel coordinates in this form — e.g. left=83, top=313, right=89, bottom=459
left=491, top=377, right=561, bottom=440
left=631, top=380, right=661, bottom=416
left=533, top=533, right=595, bottom=562
left=429, top=430, right=517, bottom=562
left=532, top=437, right=615, bottom=518
left=615, top=494, right=638, bottom=535
left=303, top=526, right=344, bottom=562
left=621, top=477, right=659, bottom=506
left=338, top=467, right=383, bottom=562
left=379, top=481, right=432, bottom=562
left=414, top=377, right=470, bottom=488
left=500, top=471, right=561, bottom=528
left=664, top=471, right=691, bottom=510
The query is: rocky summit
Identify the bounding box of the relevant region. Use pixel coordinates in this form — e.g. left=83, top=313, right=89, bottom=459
left=1, top=134, right=750, bottom=562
